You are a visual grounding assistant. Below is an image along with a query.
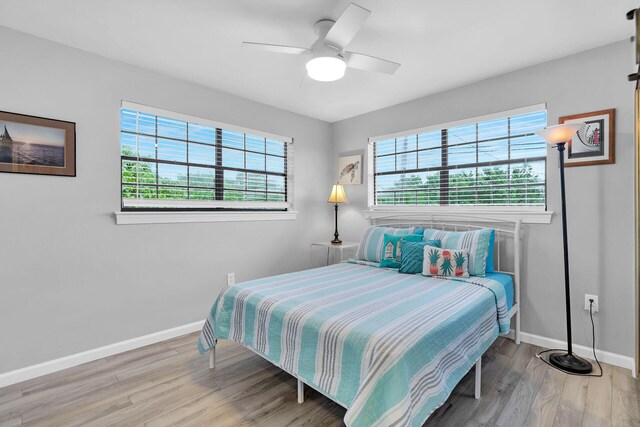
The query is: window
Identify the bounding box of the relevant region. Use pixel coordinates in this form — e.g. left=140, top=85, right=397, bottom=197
left=369, top=105, right=547, bottom=208
left=120, top=102, right=292, bottom=211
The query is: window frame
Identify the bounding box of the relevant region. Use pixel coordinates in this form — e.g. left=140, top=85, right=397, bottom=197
left=116, top=101, right=297, bottom=224
left=366, top=104, right=553, bottom=224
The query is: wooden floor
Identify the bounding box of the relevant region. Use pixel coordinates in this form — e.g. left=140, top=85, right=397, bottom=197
left=0, top=333, right=638, bottom=427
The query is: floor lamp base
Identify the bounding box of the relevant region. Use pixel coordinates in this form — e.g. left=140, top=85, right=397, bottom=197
left=549, top=352, right=593, bottom=374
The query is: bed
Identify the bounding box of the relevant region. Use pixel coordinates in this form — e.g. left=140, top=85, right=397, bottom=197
left=199, top=219, right=521, bottom=427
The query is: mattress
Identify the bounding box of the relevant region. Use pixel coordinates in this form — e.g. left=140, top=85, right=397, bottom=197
left=485, top=272, right=514, bottom=310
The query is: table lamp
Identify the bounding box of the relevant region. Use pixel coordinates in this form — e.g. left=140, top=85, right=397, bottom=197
left=328, top=183, right=348, bottom=244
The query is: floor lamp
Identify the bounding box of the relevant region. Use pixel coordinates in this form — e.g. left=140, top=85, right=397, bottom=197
left=536, top=123, right=593, bottom=374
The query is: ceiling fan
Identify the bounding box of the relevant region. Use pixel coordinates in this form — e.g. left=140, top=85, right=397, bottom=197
left=242, top=3, right=400, bottom=82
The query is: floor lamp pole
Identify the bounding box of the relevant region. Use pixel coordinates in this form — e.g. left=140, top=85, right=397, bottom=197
left=557, top=142, right=573, bottom=355
left=548, top=142, right=593, bottom=374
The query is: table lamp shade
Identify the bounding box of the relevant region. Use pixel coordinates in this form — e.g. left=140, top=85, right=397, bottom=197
left=328, top=184, right=348, bottom=204
left=535, top=123, right=583, bottom=145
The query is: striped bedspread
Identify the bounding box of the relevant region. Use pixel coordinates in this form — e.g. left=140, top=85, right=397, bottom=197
left=198, top=263, right=510, bottom=427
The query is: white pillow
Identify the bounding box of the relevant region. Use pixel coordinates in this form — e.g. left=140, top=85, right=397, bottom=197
left=422, top=246, right=470, bottom=278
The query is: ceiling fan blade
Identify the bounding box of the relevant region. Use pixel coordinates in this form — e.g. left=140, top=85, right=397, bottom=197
left=324, top=3, right=371, bottom=49
left=242, top=42, right=310, bottom=55
left=344, top=51, right=400, bottom=74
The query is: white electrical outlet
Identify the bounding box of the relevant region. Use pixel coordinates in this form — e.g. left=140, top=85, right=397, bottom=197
left=227, top=273, right=235, bottom=286
left=584, top=294, right=599, bottom=312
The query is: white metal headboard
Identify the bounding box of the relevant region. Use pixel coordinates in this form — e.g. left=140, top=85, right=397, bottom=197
left=371, top=216, right=520, bottom=274
left=370, top=214, right=522, bottom=344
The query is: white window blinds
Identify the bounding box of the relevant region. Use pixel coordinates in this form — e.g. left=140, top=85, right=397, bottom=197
left=120, top=102, right=293, bottom=211
left=370, top=105, right=547, bottom=207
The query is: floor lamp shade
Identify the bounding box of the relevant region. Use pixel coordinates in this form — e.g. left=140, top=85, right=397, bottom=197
left=534, top=123, right=593, bottom=375
left=536, top=123, right=583, bottom=145
left=328, top=184, right=347, bottom=244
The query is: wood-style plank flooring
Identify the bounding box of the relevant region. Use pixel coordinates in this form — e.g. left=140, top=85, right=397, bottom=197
left=0, top=333, right=638, bottom=426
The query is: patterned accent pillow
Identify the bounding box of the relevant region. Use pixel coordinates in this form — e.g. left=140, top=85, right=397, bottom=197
left=422, top=228, right=492, bottom=276
left=355, top=226, right=416, bottom=263
left=379, top=234, right=423, bottom=269
left=422, top=246, right=470, bottom=278
left=398, top=240, right=441, bottom=274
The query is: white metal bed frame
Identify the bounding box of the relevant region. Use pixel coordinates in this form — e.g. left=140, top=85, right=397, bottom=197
left=208, top=215, right=522, bottom=407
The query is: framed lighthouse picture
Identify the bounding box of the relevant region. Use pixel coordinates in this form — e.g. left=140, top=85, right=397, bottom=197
left=0, top=111, right=75, bottom=176
left=559, top=109, right=615, bottom=167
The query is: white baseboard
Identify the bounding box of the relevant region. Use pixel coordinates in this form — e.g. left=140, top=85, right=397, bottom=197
left=508, top=330, right=636, bottom=376
left=1, top=322, right=635, bottom=389
left=0, top=320, right=204, bottom=388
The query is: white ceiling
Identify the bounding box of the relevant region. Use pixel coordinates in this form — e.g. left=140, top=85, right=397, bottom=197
left=0, top=0, right=635, bottom=122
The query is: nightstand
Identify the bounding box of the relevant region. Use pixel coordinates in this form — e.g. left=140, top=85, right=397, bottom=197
left=310, top=241, right=360, bottom=266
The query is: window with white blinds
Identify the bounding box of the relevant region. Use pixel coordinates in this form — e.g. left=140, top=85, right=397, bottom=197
left=370, top=105, right=547, bottom=208
left=120, top=102, right=292, bottom=211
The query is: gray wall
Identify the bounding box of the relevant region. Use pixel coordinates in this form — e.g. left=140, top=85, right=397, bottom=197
left=0, top=27, right=333, bottom=373
left=332, top=40, right=635, bottom=357
left=0, top=24, right=634, bottom=375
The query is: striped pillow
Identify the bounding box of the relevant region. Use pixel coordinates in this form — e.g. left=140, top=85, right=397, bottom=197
left=355, top=226, right=416, bottom=263
left=422, top=228, right=492, bottom=276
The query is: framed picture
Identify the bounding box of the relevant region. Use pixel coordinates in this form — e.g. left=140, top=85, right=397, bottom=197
left=0, top=111, right=76, bottom=176
left=338, top=154, right=362, bottom=185
left=559, top=109, right=615, bottom=167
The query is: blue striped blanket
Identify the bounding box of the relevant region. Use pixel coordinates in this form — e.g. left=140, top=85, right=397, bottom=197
left=198, top=263, right=510, bottom=427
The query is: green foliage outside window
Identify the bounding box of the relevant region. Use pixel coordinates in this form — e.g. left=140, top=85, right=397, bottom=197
left=121, top=147, right=285, bottom=201
left=376, top=164, right=544, bottom=206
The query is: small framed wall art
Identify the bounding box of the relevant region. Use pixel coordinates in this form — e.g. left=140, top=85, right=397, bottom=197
left=338, top=154, right=362, bottom=185
left=559, top=109, right=615, bottom=167
left=0, top=110, right=76, bottom=176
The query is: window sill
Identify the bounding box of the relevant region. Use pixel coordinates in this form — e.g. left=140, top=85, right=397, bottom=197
left=114, top=210, right=299, bottom=225
left=363, top=206, right=553, bottom=224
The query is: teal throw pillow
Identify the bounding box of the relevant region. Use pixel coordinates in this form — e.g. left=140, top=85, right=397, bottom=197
left=398, top=240, right=441, bottom=274
left=355, top=226, right=416, bottom=263
left=379, top=233, right=423, bottom=269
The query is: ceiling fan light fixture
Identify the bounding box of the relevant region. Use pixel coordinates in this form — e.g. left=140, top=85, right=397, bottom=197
left=306, top=56, right=346, bottom=82
left=244, top=4, right=399, bottom=83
